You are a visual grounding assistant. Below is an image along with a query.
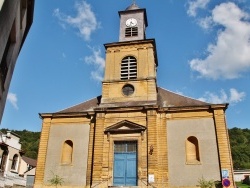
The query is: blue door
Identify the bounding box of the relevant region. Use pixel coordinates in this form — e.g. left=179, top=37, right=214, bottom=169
left=113, top=141, right=137, bottom=186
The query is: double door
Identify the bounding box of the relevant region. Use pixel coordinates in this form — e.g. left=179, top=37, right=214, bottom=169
left=113, top=141, right=137, bottom=186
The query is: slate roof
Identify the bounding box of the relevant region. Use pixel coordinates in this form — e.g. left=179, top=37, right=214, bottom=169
left=58, top=96, right=101, bottom=113
left=22, top=156, right=37, bottom=167
left=157, top=87, right=209, bottom=107
left=56, top=87, right=210, bottom=114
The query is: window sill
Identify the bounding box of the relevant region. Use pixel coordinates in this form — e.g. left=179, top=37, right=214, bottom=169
left=10, top=170, right=18, bottom=174
left=60, top=163, right=73, bottom=166
left=186, top=161, right=201, bottom=165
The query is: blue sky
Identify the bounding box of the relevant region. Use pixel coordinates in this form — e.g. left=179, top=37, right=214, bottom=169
left=1, top=0, right=250, bottom=132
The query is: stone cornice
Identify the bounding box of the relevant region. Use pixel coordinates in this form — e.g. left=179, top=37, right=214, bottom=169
left=39, top=103, right=228, bottom=119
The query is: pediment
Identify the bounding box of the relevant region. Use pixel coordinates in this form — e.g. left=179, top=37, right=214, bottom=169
left=104, top=120, right=146, bottom=134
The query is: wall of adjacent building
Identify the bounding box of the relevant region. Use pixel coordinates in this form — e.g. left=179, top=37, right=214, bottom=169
left=0, top=132, right=27, bottom=187
left=0, top=0, right=33, bottom=122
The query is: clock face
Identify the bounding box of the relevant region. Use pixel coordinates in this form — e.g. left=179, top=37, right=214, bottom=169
left=126, top=18, right=137, bottom=27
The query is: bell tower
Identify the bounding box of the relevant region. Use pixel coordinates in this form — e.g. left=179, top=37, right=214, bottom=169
left=101, top=3, right=158, bottom=105
left=118, top=3, right=148, bottom=42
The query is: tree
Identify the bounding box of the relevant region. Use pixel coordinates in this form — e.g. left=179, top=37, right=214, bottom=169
left=229, top=127, right=250, bottom=169
left=0, top=129, right=40, bottom=159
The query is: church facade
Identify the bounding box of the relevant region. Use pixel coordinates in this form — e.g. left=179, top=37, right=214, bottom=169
left=34, top=3, right=235, bottom=188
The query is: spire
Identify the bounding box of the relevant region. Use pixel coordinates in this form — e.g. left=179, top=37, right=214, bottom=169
left=125, top=1, right=140, bottom=10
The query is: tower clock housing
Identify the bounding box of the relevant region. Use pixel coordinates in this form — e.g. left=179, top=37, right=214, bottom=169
left=118, top=3, right=148, bottom=42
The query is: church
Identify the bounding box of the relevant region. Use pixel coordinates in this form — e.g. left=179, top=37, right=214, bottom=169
left=34, top=3, right=235, bottom=188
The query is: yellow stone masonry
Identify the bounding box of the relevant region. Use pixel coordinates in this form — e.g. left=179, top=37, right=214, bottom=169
left=34, top=118, right=51, bottom=187
left=214, top=109, right=235, bottom=188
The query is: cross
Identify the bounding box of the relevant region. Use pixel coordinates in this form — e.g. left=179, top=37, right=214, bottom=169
left=132, top=0, right=136, bottom=4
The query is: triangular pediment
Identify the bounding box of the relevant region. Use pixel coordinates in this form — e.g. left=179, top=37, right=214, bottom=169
left=104, top=120, right=146, bottom=134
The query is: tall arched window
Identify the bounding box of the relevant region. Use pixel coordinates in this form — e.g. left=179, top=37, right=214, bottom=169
left=121, top=56, right=137, bottom=80
left=61, top=140, right=73, bottom=165
left=11, top=154, right=18, bottom=170
left=186, top=136, right=200, bottom=163
left=0, top=150, right=8, bottom=172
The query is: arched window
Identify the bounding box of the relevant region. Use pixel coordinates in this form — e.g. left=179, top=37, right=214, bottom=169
left=186, top=136, right=200, bottom=163
left=0, top=150, right=8, bottom=172
left=61, top=140, right=73, bottom=165
left=121, top=56, right=137, bottom=80
left=11, top=154, right=18, bottom=170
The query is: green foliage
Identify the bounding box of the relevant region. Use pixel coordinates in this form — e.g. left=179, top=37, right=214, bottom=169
left=48, top=172, right=64, bottom=187
left=197, top=176, right=215, bottom=188
left=235, top=181, right=250, bottom=188
left=229, top=127, right=250, bottom=169
left=0, top=128, right=40, bottom=159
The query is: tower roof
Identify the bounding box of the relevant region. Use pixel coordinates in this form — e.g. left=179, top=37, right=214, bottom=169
left=126, top=3, right=140, bottom=10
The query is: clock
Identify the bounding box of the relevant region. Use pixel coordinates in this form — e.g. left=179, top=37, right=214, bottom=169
left=126, top=18, right=137, bottom=27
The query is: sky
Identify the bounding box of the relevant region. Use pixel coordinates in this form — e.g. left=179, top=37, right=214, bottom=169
left=1, top=0, right=250, bottom=132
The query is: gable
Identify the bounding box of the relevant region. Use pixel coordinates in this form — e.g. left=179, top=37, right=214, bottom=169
left=104, top=120, right=146, bottom=134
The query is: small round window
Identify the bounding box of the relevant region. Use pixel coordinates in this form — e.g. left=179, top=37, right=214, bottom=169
left=122, top=84, right=134, bottom=96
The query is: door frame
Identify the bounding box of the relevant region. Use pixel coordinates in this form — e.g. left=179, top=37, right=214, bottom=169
left=107, top=134, right=144, bottom=187
left=113, top=141, right=138, bottom=186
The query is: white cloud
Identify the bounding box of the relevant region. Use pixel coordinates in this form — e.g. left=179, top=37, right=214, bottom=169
left=198, top=88, right=246, bottom=104
left=7, top=93, right=18, bottom=110
left=187, top=0, right=210, bottom=17
left=53, top=1, right=99, bottom=41
left=229, top=88, right=246, bottom=103
left=198, top=16, right=214, bottom=30
left=190, top=2, right=250, bottom=80
left=85, top=46, right=105, bottom=81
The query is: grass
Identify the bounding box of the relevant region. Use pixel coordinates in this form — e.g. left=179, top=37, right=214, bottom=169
left=236, top=182, right=250, bottom=188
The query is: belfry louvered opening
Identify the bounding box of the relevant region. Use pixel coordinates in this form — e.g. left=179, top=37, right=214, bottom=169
left=125, top=27, right=138, bottom=37
left=121, top=56, right=137, bottom=80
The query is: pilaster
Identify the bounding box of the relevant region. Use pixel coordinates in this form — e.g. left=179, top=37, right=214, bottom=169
left=92, top=112, right=105, bottom=185
left=86, top=116, right=95, bottom=186
left=213, top=109, right=235, bottom=188
left=147, top=109, right=158, bottom=186
left=156, top=113, right=168, bottom=187
left=34, top=118, right=51, bottom=187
